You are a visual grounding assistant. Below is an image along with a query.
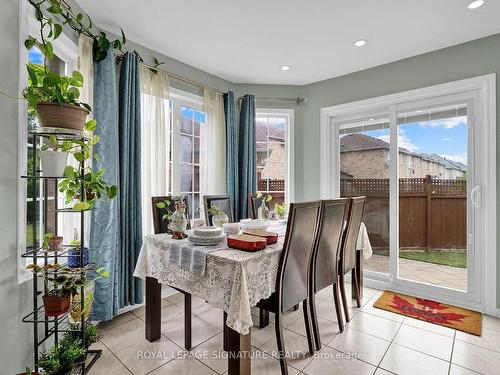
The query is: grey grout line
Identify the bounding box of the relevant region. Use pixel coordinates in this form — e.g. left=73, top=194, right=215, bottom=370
left=97, top=339, right=135, bottom=375
left=448, top=330, right=456, bottom=375
left=373, top=317, right=404, bottom=373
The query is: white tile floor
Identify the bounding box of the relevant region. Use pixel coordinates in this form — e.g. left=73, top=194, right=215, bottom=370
left=88, top=287, right=500, bottom=375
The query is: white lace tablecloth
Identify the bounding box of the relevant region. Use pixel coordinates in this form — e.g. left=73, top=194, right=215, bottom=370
left=133, top=221, right=372, bottom=335
left=134, top=232, right=284, bottom=335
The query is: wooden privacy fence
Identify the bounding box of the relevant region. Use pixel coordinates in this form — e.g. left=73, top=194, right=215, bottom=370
left=341, top=176, right=467, bottom=250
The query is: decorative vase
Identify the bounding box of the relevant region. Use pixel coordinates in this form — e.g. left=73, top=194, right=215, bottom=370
left=36, top=102, right=89, bottom=131
left=69, top=281, right=95, bottom=324
left=169, top=201, right=188, bottom=239
left=67, top=247, right=89, bottom=268
left=257, top=201, right=270, bottom=220
left=40, top=150, right=69, bottom=177
left=42, top=291, right=71, bottom=317
left=212, top=213, right=229, bottom=228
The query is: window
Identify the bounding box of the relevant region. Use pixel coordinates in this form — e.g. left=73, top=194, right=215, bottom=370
left=255, top=109, right=294, bottom=205
left=18, top=2, right=78, bottom=283
left=141, top=88, right=206, bottom=228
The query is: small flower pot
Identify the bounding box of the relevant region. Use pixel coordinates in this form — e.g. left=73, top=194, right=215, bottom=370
left=67, top=247, right=89, bottom=268
left=36, top=102, right=89, bottom=131
left=42, top=292, right=71, bottom=317
left=40, top=150, right=69, bottom=177
left=48, top=236, right=63, bottom=250
left=17, top=371, right=40, bottom=375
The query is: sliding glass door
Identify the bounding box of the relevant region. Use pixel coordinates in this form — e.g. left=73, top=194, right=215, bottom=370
left=330, top=90, right=483, bottom=307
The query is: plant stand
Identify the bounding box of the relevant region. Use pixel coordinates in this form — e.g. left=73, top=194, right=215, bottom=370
left=21, top=128, right=101, bottom=374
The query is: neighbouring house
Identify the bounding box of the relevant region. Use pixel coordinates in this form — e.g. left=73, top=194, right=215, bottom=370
left=340, top=133, right=466, bottom=179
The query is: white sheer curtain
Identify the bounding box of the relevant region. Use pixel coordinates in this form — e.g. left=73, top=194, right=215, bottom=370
left=200, top=88, right=227, bottom=199
left=58, top=35, right=93, bottom=244
left=140, top=65, right=170, bottom=236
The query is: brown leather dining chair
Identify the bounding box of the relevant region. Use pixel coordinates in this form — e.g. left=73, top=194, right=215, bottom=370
left=308, top=198, right=349, bottom=351
left=256, top=201, right=321, bottom=375
left=247, top=193, right=264, bottom=219
left=203, top=195, right=234, bottom=225
left=338, top=196, right=366, bottom=322
left=151, top=195, right=193, bottom=350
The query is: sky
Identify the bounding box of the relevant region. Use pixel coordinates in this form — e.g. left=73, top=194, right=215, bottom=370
left=362, top=116, right=468, bottom=165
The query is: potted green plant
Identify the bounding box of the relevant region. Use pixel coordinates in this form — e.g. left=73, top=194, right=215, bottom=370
left=207, top=205, right=229, bottom=227
left=274, top=202, right=287, bottom=219
left=58, top=166, right=118, bottom=211
left=23, top=64, right=91, bottom=131
left=43, top=232, right=63, bottom=250
left=38, top=338, right=86, bottom=375
left=27, top=263, right=85, bottom=317
left=63, top=323, right=102, bottom=350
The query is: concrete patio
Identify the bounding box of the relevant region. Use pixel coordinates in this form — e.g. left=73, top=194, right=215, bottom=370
left=365, top=254, right=467, bottom=291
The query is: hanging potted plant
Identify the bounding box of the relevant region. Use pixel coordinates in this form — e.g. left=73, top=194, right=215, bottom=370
left=23, top=64, right=91, bottom=131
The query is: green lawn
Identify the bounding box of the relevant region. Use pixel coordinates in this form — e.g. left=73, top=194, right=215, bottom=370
left=375, top=249, right=467, bottom=268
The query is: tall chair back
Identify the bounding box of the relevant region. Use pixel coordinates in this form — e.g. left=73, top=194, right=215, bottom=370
left=203, top=195, right=234, bottom=226
left=151, top=195, right=188, bottom=234
left=340, top=196, right=366, bottom=274
left=248, top=193, right=264, bottom=219
left=276, top=201, right=321, bottom=313
left=312, top=199, right=349, bottom=293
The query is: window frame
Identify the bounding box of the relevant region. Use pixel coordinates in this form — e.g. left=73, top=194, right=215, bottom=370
left=17, top=1, right=78, bottom=284
left=255, top=108, right=295, bottom=205
left=169, top=88, right=205, bottom=219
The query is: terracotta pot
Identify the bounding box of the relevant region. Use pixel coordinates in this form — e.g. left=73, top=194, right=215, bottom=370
left=36, top=102, right=89, bottom=131
left=42, top=292, right=71, bottom=317
left=48, top=236, right=63, bottom=250
left=17, top=372, right=40, bottom=375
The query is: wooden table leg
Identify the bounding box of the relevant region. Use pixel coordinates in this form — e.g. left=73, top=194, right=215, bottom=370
left=351, top=249, right=363, bottom=300
left=227, top=326, right=251, bottom=375
left=259, top=308, right=269, bottom=329
left=184, top=293, right=192, bottom=350
left=145, top=277, right=162, bottom=342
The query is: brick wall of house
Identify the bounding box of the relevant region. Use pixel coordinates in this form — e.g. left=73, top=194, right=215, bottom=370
left=342, top=149, right=457, bottom=179
left=341, top=149, right=389, bottom=178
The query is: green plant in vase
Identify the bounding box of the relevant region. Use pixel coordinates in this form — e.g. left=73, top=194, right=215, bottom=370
left=207, top=205, right=229, bottom=227
left=274, top=203, right=287, bottom=219
left=256, top=192, right=272, bottom=220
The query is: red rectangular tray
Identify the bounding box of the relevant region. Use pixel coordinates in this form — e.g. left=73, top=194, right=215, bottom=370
left=227, top=234, right=267, bottom=252
left=242, top=229, right=279, bottom=244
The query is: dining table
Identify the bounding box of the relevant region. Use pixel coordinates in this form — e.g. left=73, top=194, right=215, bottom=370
left=133, top=221, right=371, bottom=375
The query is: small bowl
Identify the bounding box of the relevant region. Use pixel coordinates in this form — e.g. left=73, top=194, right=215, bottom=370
left=240, top=219, right=270, bottom=231
left=222, top=222, right=240, bottom=235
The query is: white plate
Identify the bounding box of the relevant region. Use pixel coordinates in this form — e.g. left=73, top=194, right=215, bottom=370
left=187, top=233, right=226, bottom=246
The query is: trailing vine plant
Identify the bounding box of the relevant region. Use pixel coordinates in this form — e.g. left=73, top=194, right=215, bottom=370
left=25, top=0, right=127, bottom=65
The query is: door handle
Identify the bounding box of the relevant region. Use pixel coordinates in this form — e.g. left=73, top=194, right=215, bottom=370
left=471, top=184, right=481, bottom=209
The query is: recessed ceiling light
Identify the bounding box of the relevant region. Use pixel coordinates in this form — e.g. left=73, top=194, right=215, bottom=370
left=280, top=65, right=290, bottom=71
left=354, top=39, right=367, bottom=47
left=468, top=0, right=484, bottom=9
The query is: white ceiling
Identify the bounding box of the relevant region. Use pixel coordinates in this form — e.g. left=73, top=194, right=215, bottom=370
left=76, top=0, right=500, bottom=85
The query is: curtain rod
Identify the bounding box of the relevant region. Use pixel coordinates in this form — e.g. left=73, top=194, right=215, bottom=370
left=128, top=59, right=306, bottom=105
left=137, top=61, right=226, bottom=95
left=238, top=96, right=306, bottom=106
